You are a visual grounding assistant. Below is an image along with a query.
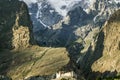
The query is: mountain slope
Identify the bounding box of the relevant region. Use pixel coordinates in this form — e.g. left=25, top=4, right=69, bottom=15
left=0, top=1, right=70, bottom=80
left=91, top=9, right=120, bottom=78
left=1, top=0, right=120, bottom=80
left=0, top=47, right=69, bottom=80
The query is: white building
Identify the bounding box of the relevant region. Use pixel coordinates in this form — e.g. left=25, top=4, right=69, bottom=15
left=56, top=71, right=77, bottom=79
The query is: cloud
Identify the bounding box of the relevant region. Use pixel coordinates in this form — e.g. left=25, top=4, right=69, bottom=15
left=47, top=0, right=82, bottom=16
left=22, top=0, right=82, bottom=16
left=21, top=0, right=37, bottom=5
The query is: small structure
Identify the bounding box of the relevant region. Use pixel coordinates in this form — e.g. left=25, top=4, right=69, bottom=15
left=56, top=71, right=77, bottom=79
left=55, top=59, right=79, bottom=79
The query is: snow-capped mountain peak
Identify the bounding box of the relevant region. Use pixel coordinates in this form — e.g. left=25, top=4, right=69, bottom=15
left=22, top=0, right=120, bottom=16
left=21, top=0, right=85, bottom=16
left=20, top=0, right=37, bottom=5
left=21, top=0, right=120, bottom=33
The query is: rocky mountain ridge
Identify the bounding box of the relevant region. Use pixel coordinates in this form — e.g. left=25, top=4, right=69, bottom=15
left=24, top=0, right=120, bottom=48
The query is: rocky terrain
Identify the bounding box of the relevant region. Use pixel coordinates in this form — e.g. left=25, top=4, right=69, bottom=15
left=72, top=9, right=120, bottom=80
left=0, top=0, right=69, bottom=80
left=91, top=9, right=120, bottom=78
left=0, top=0, right=120, bottom=80
left=26, top=0, right=120, bottom=48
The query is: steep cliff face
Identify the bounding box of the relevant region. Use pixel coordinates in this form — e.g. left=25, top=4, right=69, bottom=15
left=0, top=0, right=34, bottom=50
left=72, top=9, right=120, bottom=80
left=92, top=9, right=120, bottom=75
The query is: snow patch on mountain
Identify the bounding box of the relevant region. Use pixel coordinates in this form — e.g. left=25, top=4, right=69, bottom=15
left=22, top=0, right=120, bottom=16
left=47, top=0, right=82, bottom=16
left=115, top=0, right=120, bottom=3
left=21, top=0, right=86, bottom=16
left=21, top=0, right=120, bottom=30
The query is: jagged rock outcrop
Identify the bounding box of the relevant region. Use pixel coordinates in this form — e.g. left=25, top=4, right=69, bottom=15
left=89, top=0, right=119, bottom=25
left=0, top=0, right=34, bottom=50
left=28, top=1, right=63, bottom=32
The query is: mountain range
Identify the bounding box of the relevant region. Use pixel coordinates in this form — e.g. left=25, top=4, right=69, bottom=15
left=23, top=0, right=120, bottom=47
left=0, top=0, right=120, bottom=80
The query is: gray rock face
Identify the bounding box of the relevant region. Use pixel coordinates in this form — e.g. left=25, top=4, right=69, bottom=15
left=28, top=1, right=63, bottom=32
left=89, top=0, right=119, bottom=26
left=26, top=0, right=120, bottom=47
left=34, top=6, right=90, bottom=47
left=67, top=6, right=89, bottom=26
